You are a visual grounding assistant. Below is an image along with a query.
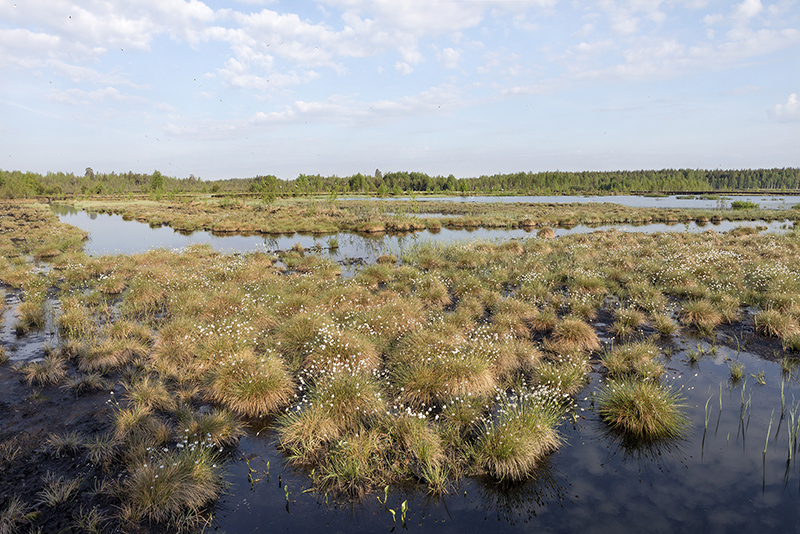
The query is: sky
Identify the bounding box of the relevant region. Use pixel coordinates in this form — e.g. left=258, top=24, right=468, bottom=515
left=1, top=0, right=799, bottom=181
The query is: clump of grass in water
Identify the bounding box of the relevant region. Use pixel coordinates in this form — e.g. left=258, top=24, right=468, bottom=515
left=20, top=353, right=67, bottom=386
left=652, top=313, right=679, bottom=337
left=535, top=354, right=588, bottom=396
left=176, top=408, right=246, bottom=448
left=206, top=349, right=294, bottom=418
left=37, top=473, right=81, bottom=507
left=729, top=362, right=745, bottom=382
left=45, top=431, right=84, bottom=458
left=544, top=316, right=600, bottom=355
left=611, top=308, right=646, bottom=339
left=14, top=297, right=46, bottom=333
left=680, top=299, right=722, bottom=335
left=602, top=340, right=663, bottom=380
left=119, top=443, right=223, bottom=524
left=388, top=415, right=447, bottom=491
left=473, top=386, right=564, bottom=481
left=318, top=428, right=388, bottom=496
left=596, top=379, right=688, bottom=442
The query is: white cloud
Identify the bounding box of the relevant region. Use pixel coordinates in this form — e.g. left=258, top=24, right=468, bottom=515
left=774, top=93, right=799, bottom=120
left=48, top=86, right=148, bottom=106
left=703, top=13, right=723, bottom=25
left=733, top=0, right=763, bottom=21
left=437, top=47, right=461, bottom=69
left=395, top=62, right=414, bottom=75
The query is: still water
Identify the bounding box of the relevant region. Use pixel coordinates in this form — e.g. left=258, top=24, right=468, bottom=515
left=216, top=342, right=800, bottom=534
left=54, top=207, right=792, bottom=264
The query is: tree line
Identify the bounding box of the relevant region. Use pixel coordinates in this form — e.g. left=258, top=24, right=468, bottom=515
left=1, top=167, right=798, bottom=199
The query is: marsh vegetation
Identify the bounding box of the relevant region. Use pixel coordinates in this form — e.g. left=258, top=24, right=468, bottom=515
left=2, top=199, right=800, bottom=532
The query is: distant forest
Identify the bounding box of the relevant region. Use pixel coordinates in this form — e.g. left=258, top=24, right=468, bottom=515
left=1, top=167, right=799, bottom=199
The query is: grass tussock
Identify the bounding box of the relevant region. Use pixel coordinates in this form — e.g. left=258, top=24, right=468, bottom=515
left=176, top=409, right=246, bottom=448
left=473, top=387, right=564, bottom=481
left=15, top=298, right=45, bottom=332
left=602, top=341, right=663, bottom=380
left=206, top=350, right=294, bottom=417
left=545, top=317, right=600, bottom=355
left=37, top=473, right=81, bottom=507
left=754, top=309, right=800, bottom=340
left=390, top=329, right=496, bottom=409
left=534, top=355, right=588, bottom=396
left=120, top=445, right=223, bottom=524
left=611, top=308, right=646, bottom=339
left=680, top=299, right=722, bottom=334
left=597, top=379, right=688, bottom=442
left=21, top=353, right=67, bottom=386
left=318, top=428, right=388, bottom=496
left=0, top=496, right=30, bottom=533
left=123, top=375, right=175, bottom=412
left=653, top=314, right=679, bottom=337
left=45, top=431, right=84, bottom=458
left=62, top=372, right=111, bottom=396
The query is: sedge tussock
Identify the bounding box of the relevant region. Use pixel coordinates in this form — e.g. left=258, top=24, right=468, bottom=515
left=534, top=355, right=588, bottom=396
left=206, top=349, right=294, bottom=417
left=545, top=317, right=600, bottom=355
left=277, top=404, right=342, bottom=464
left=15, top=299, right=45, bottom=332
left=21, top=353, right=67, bottom=386
left=653, top=314, right=679, bottom=336
left=390, top=328, right=497, bottom=409
left=611, top=308, right=646, bottom=339
left=45, top=431, right=84, bottom=458
left=318, top=428, right=388, bottom=496
left=473, top=388, right=564, bottom=481
left=0, top=496, right=29, bottom=533
left=754, top=309, right=800, bottom=340
left=123, top=375, right=175, bottom=412
left=602, top=341, right=664, bottom=380
left=274, top=312, right=329, bottom=370
left=37, top=473, right=81, bottom=507
left=680, top=299, right=722, bottom=334
left=121, top=445, right=223, bottom=524
left=301, top=327, right=379, bottom=375
left=176, top=409, right=245, bottom=448
left=597, top=379, right=688, bottom=443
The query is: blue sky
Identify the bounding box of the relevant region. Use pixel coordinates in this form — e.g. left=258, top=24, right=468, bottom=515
left=1, top=0, right=798, bottom=180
